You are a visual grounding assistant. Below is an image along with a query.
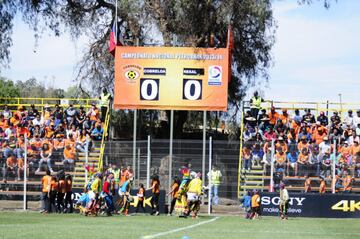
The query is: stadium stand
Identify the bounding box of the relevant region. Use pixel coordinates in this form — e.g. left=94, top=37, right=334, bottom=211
left=238, top=100, right=360, bottom=197
left=0, top=98, right=109, bottom=200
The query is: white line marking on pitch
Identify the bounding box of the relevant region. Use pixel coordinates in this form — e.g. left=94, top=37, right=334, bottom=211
left=141, top=216, right=220, bottom=239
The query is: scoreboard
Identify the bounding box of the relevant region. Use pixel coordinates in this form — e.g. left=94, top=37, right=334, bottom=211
left=114, top=46, right=229, bottom=111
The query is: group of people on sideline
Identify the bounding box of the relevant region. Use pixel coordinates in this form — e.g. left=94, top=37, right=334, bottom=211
left=39, top=162, right=223, bottom=217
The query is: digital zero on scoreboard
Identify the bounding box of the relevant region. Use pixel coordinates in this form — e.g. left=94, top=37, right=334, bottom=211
left=114, top=46, right=229, bottom=111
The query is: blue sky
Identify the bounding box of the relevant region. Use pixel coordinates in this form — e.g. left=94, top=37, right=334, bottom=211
left=2, top=0, right=360, bottom=103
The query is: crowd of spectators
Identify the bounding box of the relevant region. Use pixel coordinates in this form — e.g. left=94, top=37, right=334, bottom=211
left=242, top=105, right=360, bottom=186
left=1, top=103, right=105, bottom=182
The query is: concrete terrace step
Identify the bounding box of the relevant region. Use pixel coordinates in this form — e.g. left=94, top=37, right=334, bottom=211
left=78, top=156, right=99, bottom=160
left=251, top=166, right=263, bottom=170
left=247, top=170, right=263, bottom=174
left=0, top=181, right=41, bottom=186
left=78, top=151, right=100, bottom=155
left=34, top=171, right=86, bottom=176
left=0, top=190, right=40, bottom=196
left=244, top=180, right=263, bottom=185
left=243, top=175, right=265, bottom=179
left=241, top=185, right=266, bottom=190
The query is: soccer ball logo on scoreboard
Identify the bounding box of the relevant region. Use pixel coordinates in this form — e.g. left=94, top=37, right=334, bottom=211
left=208, top=65, right=222, bottom=86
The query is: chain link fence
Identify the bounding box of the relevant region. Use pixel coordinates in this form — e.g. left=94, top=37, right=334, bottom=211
left=103, top=139, right=240, bottom=202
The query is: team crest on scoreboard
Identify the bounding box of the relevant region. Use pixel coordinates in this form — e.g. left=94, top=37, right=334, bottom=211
left=123, top=65, right=142, bottom=83
left=208, top=65, right=222, bottom=86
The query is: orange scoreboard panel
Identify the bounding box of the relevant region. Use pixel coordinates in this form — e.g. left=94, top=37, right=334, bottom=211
left=114, top=46, right=229, bottom=111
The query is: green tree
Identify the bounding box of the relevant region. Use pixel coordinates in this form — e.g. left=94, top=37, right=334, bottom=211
left=15, top=77, right=65, bottom=98
left=0, top=76, right=20, bottom=98
left=0, top=0, right=334, bottom=138
left=0, top=0, right=276, bottom=100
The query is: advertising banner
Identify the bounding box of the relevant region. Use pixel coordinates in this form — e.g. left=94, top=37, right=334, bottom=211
left=114, top=46, right=229, bottom=111
left=261, top=192, right=360, bottom=218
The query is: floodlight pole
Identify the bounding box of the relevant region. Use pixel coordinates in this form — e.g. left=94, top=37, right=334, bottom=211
left=208, top=136, right=213, bottom=215
left=202, top=111, right=207, bottom=185
left=137, top=148, right=140, bottom=186
left=85, top=136, right=89, bottom=183
left=132, top=38, right=139, bottom=179
left=168, top=110, right=174, bottom=205
left=269, top=139, right=275, bottom=192
left=23, top=134, right=28, bottom=211
left=146, top=135, right=151, bottom=188
left=332, top=139, right=337, bottom=194
left=133, top=109, right=137, bottom=178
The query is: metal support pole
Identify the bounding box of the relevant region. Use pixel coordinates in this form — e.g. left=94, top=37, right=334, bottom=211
left=208, top=136, right=213, bottom=215
left=146, top=135, right=151, bottom=188
left=338, top=93, right=343, bottom=117
left=23, top=134, right=28, bottom=211
left=269, top=139, right=275, bottom=192
left=133, top=110, right=137, bottom=178
left=85, top=136, right=90, bottom=183
left=332, top=139, right=337, bottom=194
left=168, top=110, right=174, bottom=204
left=137, top=148, right=140, bottom=186
left=202, top=111, right=207, bottom=185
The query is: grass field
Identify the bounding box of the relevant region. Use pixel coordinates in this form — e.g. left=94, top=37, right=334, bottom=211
left=0, top=212, right=359, bottom=239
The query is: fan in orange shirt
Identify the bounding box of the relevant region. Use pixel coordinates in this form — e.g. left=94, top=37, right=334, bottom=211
left=312, top=127, right=327, bottom=145
left=15, top=105, right=26, bottom=119
left=49, top=176, right=58, bottom=213
left=339, top=142, right=352, bottom=166
left=30, top=134, right=43, bottom=157
left=65, top=134, right=77, bottom=148
left=57, top=174, right=66, bottom=212
left=87, top=103, right=100, bottom=123
left=9, top=114, right=21, bottom=127
left=342, top=171, right=353, bottom=193
left=287, top=128, right=298, bottom=143
left=311, top=121, right=328, bottom=135
left=279, top=109, right=290, bottom=126
left=0, top=115, right=9, bottom=130
left=64, top=174, right=73, bottom=213
left=268, top=107, right=279, bottom=127
left=3, top=154, right=22, bottom=182
left=275, top=137, right=288, bottom=153
left=45, top=123, right=56, bottom=139
left=275, top=148, right=286, bottom=168
left=62, top=145, right=76, bottom=170
left=41, top=169, right=52, bottom=213
left=167, top=177, right=180, bottom=215
left=298, top=148, right=310, bottom=175
left=16, top=124, right=30, bottom=138
left=298, top=136, right=309, bottom=152
left=351, top=141, right=360, bottom=157
left=53, top=135, right=65, bottom=156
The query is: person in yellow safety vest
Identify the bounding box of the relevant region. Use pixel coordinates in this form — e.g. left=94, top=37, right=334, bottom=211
left=185, top=172, right=203, bottom=218
left=249, top=91, right=264, bottom=121
left=99, top=88, right=112, bottom=122
left=207, top=165, right=222, bottom=205
left=108, top=164, right=121, bottom=190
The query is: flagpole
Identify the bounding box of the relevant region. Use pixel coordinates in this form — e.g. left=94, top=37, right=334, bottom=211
left=115, top=0, right=118, bottom=45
